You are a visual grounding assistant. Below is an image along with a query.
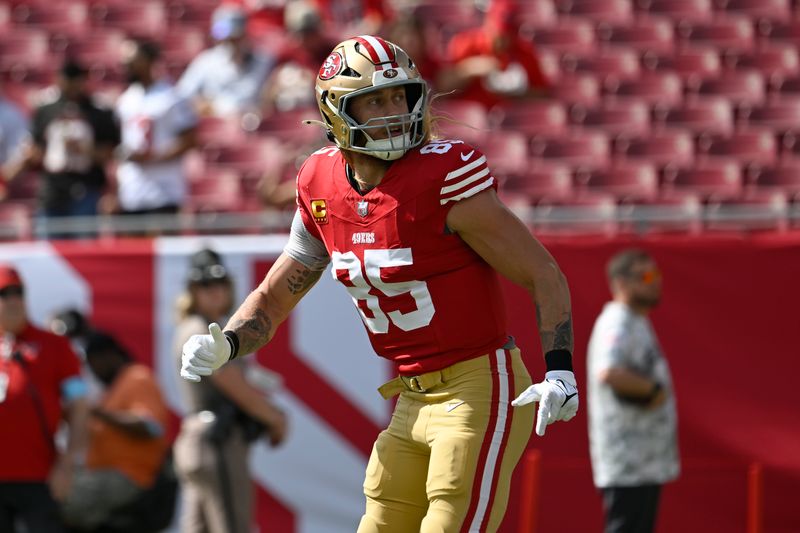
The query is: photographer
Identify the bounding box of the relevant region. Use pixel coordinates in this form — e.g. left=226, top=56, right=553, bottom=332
left=173, top=249, right=287, bottom=533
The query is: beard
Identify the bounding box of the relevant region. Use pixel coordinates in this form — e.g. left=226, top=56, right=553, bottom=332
left=631, top=292, right=661, bottom=310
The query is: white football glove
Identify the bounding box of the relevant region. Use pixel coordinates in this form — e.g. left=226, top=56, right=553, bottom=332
left=180, top=323, right=231, bottom=382
left=511, top=370, right=579, bottom=436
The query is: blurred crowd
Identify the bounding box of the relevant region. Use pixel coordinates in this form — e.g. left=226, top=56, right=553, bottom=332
left=0, top=0, right=549, bottom=238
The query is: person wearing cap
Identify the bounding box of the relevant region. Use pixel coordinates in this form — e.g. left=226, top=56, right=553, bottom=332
left=172, top=249, right=287, bottom=533
left=178, top=5, right=276, bottom=117
left=24, top=60, right=120, bottom=236
left=60, top=331, right=172, bottom=531
left=443, top=0, right=550, bottom=110
left=0, top=264, right=90, bottom=532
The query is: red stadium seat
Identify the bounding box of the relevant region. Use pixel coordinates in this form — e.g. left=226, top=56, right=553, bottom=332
left=531, top=20, right=597, bottom=55
left=605, top=72, right=684, bottom=105
left=255, top=107, right=328, bottom=148
left=762, top=21, right=800, bottom=47
left=617, top=130, right=695, bottom=167
left=653, top=97, right=734, bottom=135
left=187, top=168, right=243, bottom=213
left=676, top=16, right=755, bottom=52
left=196, top=116, right=248, bottom=147
left=662, top=159, right=743, bottom=200
left=62, top=29, right=126, bottom=81
left=550, top=73, right=602, bottom=106
left=161, top=26, right=206, bottom=66
left=166, top=0, right=218, bottom=26
left=0, top=4, right=10, bottom=32
left=596, top=18, right=675, bottom=53
left=431, top=100, right=489, bottom=144
left=704, top=190, right=789, bottom=232
left=517, top=0, right=558, bottom=31
left=634, top=0, right=713, bottom=21
left=501, top=163, right=575, bottom=205
left=577, top=162, right=660, bottom=202
left=772, top=75, right=800, bottom=97
left=10, top=1, right=89, bottom=36
left=570, top=100, right=652, bottom=136
left=691, top=70, right=766, bottom=106
left=0, top=28, right=49, bottom=74
left=489, top=100, right=568, bottom=137
left=617, top=193, right=703, bottom=233
left=641, top=47, right=721, bottom=83
left=747, top=164, right=800, bottom=200
left=560, top=48, right=641, bottom=83
left=555, top=0, right=634, bottom=23
left=0, top=202, right=33, bottom=241
left=697, top=128, right=778, bottom=166
left=728, top=45, right=800, bottom=83
left=711, top=0, right=790, bottom=20
left=533, top=194, right=618, bottom=235
left=89, top=0, right=167, bottom=38
left=478, top=131, right=531, bottom=179
left=740, top=99, right=800, bottom=132
left=531, top=132, right=611, bottom=169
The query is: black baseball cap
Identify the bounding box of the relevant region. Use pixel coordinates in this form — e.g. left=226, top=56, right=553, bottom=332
left=187, top=248, right=230, bottom=284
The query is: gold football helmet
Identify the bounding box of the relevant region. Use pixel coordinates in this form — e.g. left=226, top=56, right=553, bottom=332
left=315, top=35, right=428, bottom=160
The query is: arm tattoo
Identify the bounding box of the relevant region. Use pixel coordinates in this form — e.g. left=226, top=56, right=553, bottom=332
left=287, top=267, right=323, bottom=295
left=538, top=314, right=574, bottom=353
left=230, top=308, right=273, bottom=356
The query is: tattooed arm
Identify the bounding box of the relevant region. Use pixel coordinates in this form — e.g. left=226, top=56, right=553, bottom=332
left=446, top=189, right=573, bottom=355
left=224, top=252, right=324, bottom=356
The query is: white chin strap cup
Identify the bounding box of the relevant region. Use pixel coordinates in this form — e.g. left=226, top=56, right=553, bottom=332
left=363, top=132, right=411, bottom=161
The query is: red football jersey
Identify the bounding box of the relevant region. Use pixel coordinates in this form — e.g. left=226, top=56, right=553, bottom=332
left=296, top=139, right=509, bottom=374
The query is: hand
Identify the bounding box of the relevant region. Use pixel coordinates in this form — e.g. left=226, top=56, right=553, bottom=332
left=181, top=323, right=231, bottom=382
left=511, top=370, right=579, bottom=436
left=267, top=409, right=288, bottom=448
left=48, top=456, right=74, bottom=502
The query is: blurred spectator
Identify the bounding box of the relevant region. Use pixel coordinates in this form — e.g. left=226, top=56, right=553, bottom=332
left=25, top=61, right=119, bottom=226
left=0, top=264, right=89, bottom=533
left=61, top=331, right=172, bottom=532
left=49, top=309, right=93, bottom=355
left=173, top=248, right=287, bottom=533
left=313, top=0, right=392, bottom=35
left=0, top=88, right=31, bottom=200
left=443, top=0, right=550, bottom=109
left=587, top=249, right=680, bottom=533
left=386, top=10, right=445, bottom=90
left=178, top=5, right=276, bottom=117
left=112, top=39, right=198, bottom=217
left=262, top=0, right=335, bottom=113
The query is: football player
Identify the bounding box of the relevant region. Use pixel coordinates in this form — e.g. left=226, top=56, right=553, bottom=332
left=182, top=35, right=578, bottom=533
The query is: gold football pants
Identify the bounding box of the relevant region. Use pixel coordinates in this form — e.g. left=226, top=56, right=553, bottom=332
left=358, top=346, right=536, bottom=533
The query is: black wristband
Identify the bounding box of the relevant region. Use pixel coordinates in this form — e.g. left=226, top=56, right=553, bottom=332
left=545, top=349, right=573, bottom=372
left=223, top=330, right=240, bottom=361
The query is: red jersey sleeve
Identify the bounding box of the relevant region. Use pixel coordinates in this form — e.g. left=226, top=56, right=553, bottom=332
left=434, top=142, right=498, bottom=206
left=296, top=148, right=339, bottom=241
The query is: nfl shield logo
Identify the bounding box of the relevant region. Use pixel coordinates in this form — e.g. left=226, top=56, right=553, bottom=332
left=357, top=200, right=369, bottom=217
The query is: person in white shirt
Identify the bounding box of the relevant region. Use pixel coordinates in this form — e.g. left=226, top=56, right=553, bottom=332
left=113, top=40, right=198, bottom=217
left=587, top=249, right=680, bottom=533
left=178, top=6, right=275, bottom=117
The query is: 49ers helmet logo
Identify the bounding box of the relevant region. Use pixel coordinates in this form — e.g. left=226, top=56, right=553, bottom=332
left=319, top=52, right=343, bottom=80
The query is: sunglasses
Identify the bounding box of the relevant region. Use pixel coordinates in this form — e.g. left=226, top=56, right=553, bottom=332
left=0, top=285, right=24, bottom=298
left=631, top=269, right=662, bottom=285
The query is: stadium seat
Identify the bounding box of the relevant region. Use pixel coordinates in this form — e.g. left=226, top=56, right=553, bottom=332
left=554, top=0, right=634, bottom=23
left=596, top=18, right=675, bottom=53
left=549, top=73, right=602, bottom=106
left=762, top=21, right=800, bottom=47
left=653, top=97, right=734, bottom=135
left=89, top=0, right=167, bottom=38
left=0, top=202, right=33, bottom=241
left=187, top=168, right=243, bottom=213
left=0, top=4, right=9, bottom=32
left=533, top=193, right=618, bottom=235
left=531, top=132, right=611, bottom=169
left=489, top=100, right=568, bottom=137
left=726, top=45, right=800, bottom=81
left=690, top=70, right=766, bottom=106
left=160, top=26, right=206, bottom=67
left=697, top=128, right=778, bottom=166
left=605, top=72, right=684, bottom=105
left=431, top=99, right=489, bottom=144
left=772, top=75, right=800, bottom=96
left=662, top=159, right=743, bottom=200
left=747, top=163, right=800, bottom=200
left=501, top=163, right=575, bottom=205
left=516, top=0, right=558, bottom=31
left=740, top=99, right=800, bottom=133
left=577, top=162, right=660, bottom=202
left=9, top=1, right=89, bottom=36
left=478, top=131, right=531, bottom=179
left=634, top=0, right=713, bottom=21
left=63, top=29, right=126, bottom=80
left=0, top=28, right=49, bottom=74
left=641, top=47, right=721, bottom=83
left=166, top=0, right=218, bottom=26
left=255, top=107, right=327, bottom=148
left=531, top=20, right=596, bottom=55
left=196, top=116, right=248, bottom=147
left=570, top=100, right=652, bottom=136
left=617, top=193, right=703, bottom=233
left=711, top=0, right=790, bottom=20
left=676, top=16, right=755, bottom=52
left=616, top=130, right=695, bottom=167
left=560, top=48, right=641, bottom=83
